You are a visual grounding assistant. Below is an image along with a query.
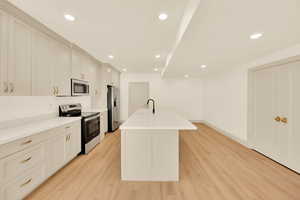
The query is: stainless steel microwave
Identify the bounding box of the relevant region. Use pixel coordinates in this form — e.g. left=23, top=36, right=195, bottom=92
left=71, top=79, right=89, bottom=96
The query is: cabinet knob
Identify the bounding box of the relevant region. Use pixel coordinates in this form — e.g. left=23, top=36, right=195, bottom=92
left=275, top=116, right=281, bottom=122
left=281, top=117, right=288, bottom=124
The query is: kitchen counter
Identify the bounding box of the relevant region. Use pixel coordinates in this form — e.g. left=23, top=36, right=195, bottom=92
left=84, top=107, right=108, bottom=113
left=120, top=108, right=197, bottom=130
left=121, top=108, right=196, bottom=182
left=0, top=117, right=81, bottom=145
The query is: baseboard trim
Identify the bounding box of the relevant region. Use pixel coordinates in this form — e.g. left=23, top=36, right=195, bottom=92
left=201, top=121, right=249, bottom=148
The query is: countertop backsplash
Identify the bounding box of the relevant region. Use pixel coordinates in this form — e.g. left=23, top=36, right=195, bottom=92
left=0, top=96, right=91, bottom=128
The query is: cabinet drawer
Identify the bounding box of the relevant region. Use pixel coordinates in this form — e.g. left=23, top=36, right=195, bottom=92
left=1, top=165, right=45, bottom=200
left=0, top=133, right=46, bottom=159
left=1, top=144, right=44, bottom=184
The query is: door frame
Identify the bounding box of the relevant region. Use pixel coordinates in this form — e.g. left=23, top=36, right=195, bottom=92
left=247, top=55, right=300, bottom=148
left=128, top=81, right=150, bottom=117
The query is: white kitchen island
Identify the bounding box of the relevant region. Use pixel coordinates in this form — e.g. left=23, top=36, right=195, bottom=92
left=120, top=108, right=197, bottom=181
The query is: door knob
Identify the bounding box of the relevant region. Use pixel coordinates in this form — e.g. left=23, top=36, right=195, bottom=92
left=275, top=116, right=281, bottom=122
left=281, top=117, right=288, bottom=124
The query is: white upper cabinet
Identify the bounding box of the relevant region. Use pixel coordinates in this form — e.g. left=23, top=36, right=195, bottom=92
left=31, top=31, right=53, bottom=96
left=0, top=10, right=8, bottom=96
left=52, top=41, right=72, bottom=96
left=71, top=48, right=91, bottom=81
left=28, top=26, right=72, bottom=97
left=101, top=64, right=112, bottom=86
left=112, top=69, right=120, bottom=88
left=71, top=48, right=83, bottom=80
left=8, top=17, right=32, bottom=96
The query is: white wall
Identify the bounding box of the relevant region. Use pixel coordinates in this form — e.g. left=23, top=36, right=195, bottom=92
left=0, top=96, right=91, bottom=123
left=120, top=73, right=203, bottom=121
left=203, top=43, right=300, bottom=142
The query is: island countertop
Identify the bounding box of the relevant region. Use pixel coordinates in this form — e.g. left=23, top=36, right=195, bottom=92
left=120, top=108, right=197, bottom=130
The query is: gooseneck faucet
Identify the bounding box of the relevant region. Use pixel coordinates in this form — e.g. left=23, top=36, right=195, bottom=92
left=147, top=98, right=156, bottom=114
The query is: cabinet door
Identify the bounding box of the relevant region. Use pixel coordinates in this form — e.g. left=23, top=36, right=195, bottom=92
left=64, top=123, right=81, bottom=163
left=44, top=133, right=65, bottom=177
left=103, top=111, right=108, bottom=133
left=0, top=10, right=8, bottom=96
left=8, top=17, right=32, bottom=96
left=31, top=31, right=53, bottom=96
left=112, top=70, right=120, bottom=88
left=71, top=49, right=83, bottom=80
left=102, top=64, right=112, bottom=86
left=52, top=41, right=71, bottom=96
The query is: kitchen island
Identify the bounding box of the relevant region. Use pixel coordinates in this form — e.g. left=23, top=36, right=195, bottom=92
left=120, top=108, right=197, bottom=181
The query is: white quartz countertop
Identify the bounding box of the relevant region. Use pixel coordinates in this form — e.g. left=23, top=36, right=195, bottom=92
left=120, top=108, right=197, bottom=130
left=84, top=107, right=108, bottom=113
left=0, top=117, right=81, bottom=145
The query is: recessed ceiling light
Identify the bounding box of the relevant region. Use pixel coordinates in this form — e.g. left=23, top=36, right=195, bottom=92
left=122, top=68, right=127, bottom=72
left=154, top=68, right=159, bottom=72
left=155, top=54, right=161, bottom=58
left=201, top=65, right=207, bottom=69
left=64, top=14, right=75, bottom=21
left=250, top=32, right=263, bottom=40
left=159, top=13, right=168, bottom=21
left=184, top=74, right=189, bottom=78
left=108, top=55, right=114, bottom=59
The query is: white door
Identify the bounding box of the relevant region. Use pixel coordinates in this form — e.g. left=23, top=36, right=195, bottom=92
left=0, top=10, right=8, bottom=96
left=288, top=61, right=300, bottom=172
left=8, top=17, right=32, bottom=96
left=253, top=61, right=300, bottom=173
left=276, top=65, right=291, bottom=165
left=31, top=31, right=52, bottom=96
left=128, top=82, right=149, bottom=116
left=253, top=67, right=279, bottom=160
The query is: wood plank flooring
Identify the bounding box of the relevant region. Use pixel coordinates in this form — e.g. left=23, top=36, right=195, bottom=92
left=26, top=123, right=300, bottom=200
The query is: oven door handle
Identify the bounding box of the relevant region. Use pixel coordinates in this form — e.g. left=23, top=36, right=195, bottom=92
left=84, top=114, right=100, bottom=122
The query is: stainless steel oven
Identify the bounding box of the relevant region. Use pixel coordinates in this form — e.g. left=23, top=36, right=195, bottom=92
left=82, top=114, right=100, bottom=153
left=71, top=79, right=89, bottom=96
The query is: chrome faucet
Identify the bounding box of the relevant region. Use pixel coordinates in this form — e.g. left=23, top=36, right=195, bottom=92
left=147, top=98, right=155, bottom=114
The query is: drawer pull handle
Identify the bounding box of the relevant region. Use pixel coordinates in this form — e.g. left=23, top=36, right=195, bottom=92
left=65, top=126, right=71, bottom=129
left=21, top=140, right=32, bottom=145
left=21, top=157, right=32, bottom=164
left=20, top=178, right=32, bottom=187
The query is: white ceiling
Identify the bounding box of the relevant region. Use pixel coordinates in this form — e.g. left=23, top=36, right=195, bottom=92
left=164, top=0, right=300, bottom=78
left=7, top=0, right=189, bottom=73
left=7, top=0, right=300, bottom=77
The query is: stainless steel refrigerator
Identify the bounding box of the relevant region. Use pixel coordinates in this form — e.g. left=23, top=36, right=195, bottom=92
left=107, top=85, right=120, bottom=132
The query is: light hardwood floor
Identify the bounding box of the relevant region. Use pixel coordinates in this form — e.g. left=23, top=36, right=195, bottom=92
left=26, top=123, right=300, bottom=200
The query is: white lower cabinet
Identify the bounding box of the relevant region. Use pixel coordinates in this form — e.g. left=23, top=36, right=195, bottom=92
left=44, top=132, right=65, bottom=178
left=100, top=111, right=107, bottom=141
left=1, top=165, right=45, bottom=200
left=0, top=120, right=81, bottom=200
